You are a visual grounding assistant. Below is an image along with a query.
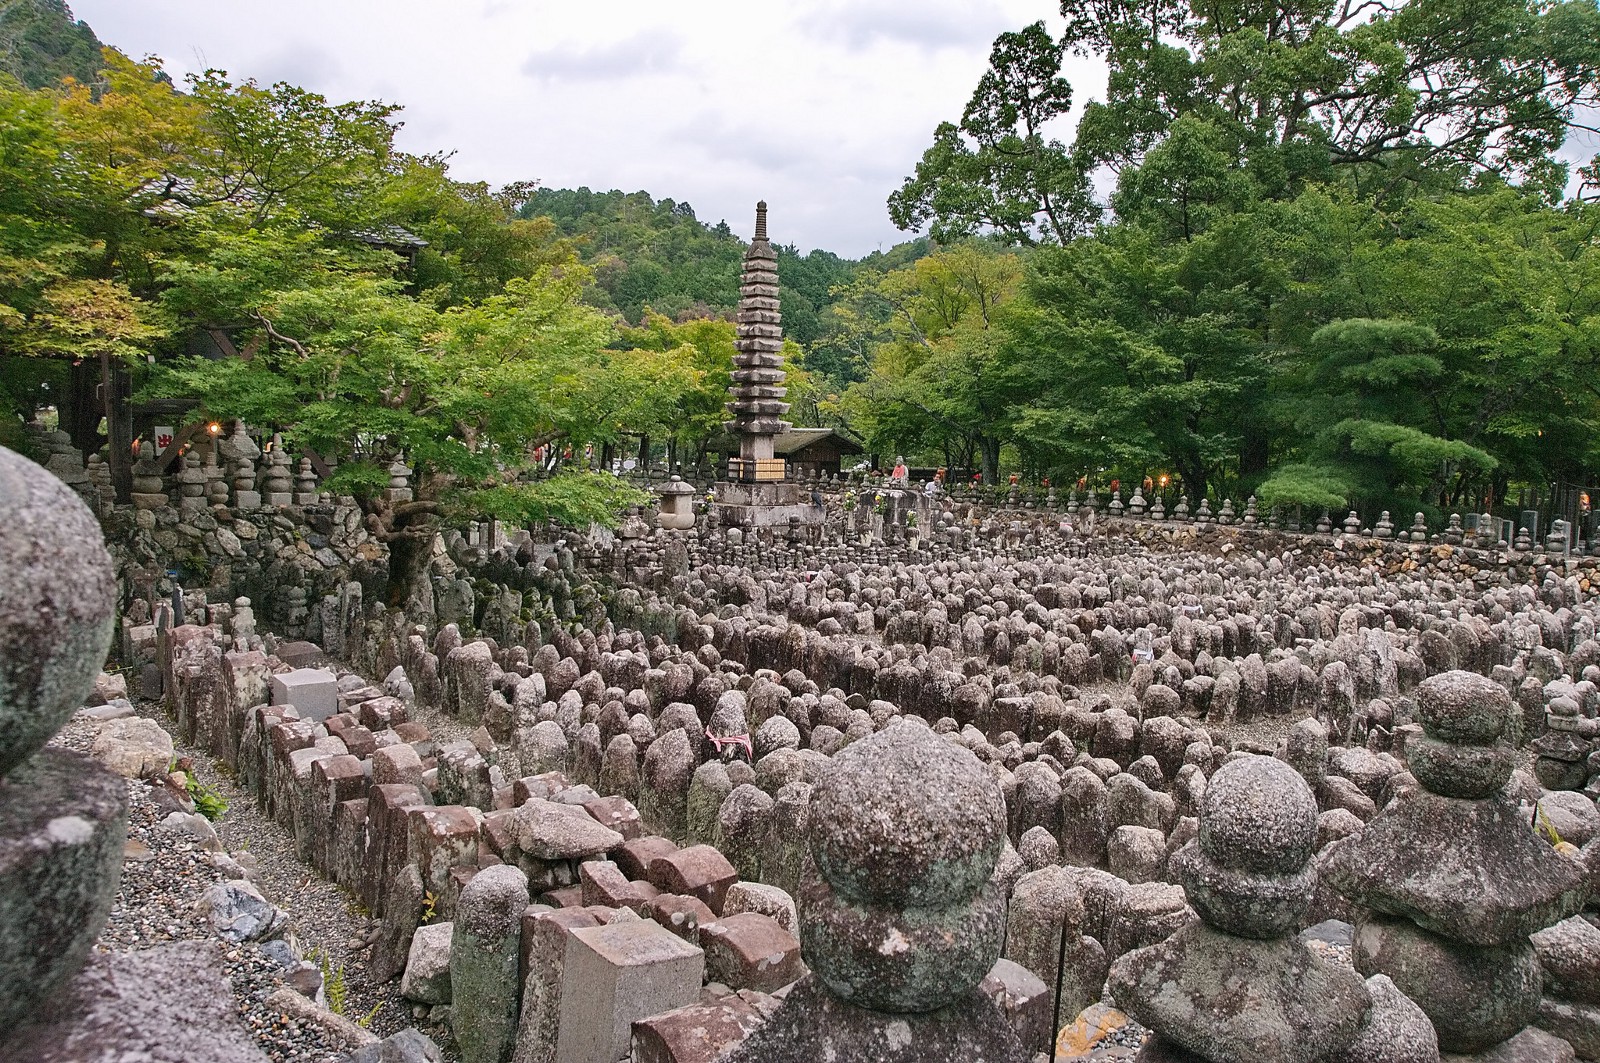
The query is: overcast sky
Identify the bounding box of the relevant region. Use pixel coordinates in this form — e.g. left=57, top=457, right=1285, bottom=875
left=69, top=0, right=1103, bottom=257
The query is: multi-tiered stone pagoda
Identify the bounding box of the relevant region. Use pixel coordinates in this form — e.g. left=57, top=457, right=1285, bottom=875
left=713, top=202, right=822, bottom=533
left=725, top=201, right=790, bottom=484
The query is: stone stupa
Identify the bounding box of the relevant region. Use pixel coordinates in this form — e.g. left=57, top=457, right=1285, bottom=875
left=713, top=201, right=822, bottom=531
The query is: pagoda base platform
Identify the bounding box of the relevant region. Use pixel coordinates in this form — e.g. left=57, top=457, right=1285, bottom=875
left=726, top=457, right=786, bottom=482
left=713, top=481, right=824, bottom=529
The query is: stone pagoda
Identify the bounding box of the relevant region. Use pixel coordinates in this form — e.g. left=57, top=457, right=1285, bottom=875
left=726, top=200, right=788, bottom=483
left=714, top=201, right=822, bottom=531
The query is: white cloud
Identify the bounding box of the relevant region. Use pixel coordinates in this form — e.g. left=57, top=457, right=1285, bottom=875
left=522, top=31, right=685, bottom=83
left=65, top=0, right=1098, bottom=256
left=803, top=0, right=1012, bottom=52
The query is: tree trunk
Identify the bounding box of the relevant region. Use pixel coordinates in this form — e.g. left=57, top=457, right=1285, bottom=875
left=386, top=526, right=436, bottom=615
left=100, top=350, right=133, bottom=503
left=64, top=358, right=103, bottom=457
left=1178, top=458, right=1208, bottom=503
left=1239, top=430, right=1269, bottom=483
left=979, top=436, right=1001, bottom=486
left=637, top=434, right=650, bottom=469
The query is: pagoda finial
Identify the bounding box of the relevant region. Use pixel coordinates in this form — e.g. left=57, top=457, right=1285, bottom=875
left=754, top=200, right=768, bottom=241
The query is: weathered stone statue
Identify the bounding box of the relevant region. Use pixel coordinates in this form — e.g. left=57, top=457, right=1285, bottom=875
left=1324, top=670, right=1588, bottom=1059
left=1111, top=754, right=1437, bottom=1063
left=0, top=444, right=127, bottom=1031
left=725, top=720, right=1029, bottom=1061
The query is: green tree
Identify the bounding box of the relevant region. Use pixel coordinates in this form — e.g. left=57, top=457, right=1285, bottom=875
left=615, top=312, right=734, bottom=457
left=1348, top=187, right=1600, bottom=506
left=151, top=262, right=654, bottom=611
left=897, top=0, right=1600, bottom=241
left=1259, top=318, right=1497, bottom=513
left=1000, top=219, right=1275, bottom=497
left=382, top=159, right=573, bottom=306
left=890, top=22, right=1093, bottom=244
left=840, top=243, right=1025, bottom=479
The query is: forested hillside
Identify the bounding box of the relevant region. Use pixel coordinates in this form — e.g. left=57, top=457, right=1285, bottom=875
left=520, top=186, right=925, bottom=351
left=0, top=0, right=103, bottom=88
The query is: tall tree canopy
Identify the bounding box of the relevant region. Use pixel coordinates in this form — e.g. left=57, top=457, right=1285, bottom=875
left=870, top=0, right=1600, bottom=515
left=0, top=48, right=668, bottom=611
left=895, top=0, right=1600, bottom=244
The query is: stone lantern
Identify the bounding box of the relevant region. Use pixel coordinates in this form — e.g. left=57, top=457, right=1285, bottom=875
left=656, top=476, right=696, bottom=531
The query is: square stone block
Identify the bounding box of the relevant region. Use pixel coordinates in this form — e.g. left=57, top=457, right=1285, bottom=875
left=582, top=795, right=643, bottom=839
left=579, top=860, right=661, bottom=914
left=616, top=836, right=679, bottom=881
left=517, top=907, right=604, bottom=1063
left=631, top=990, right=778, bottom=1063
left=649, top=894, right=716, bottom=947
left=542, top=885, right=585, bottom=909
left=513, top=773, right=571, bottom=804
left=269, top=668, right=337, bottom=721
left=555, top=920, right=705, bottom=1063
left=980, top=957, right=1054, bottom=1056
left=699, top=912, right=802, bottom=993
left=274, top=641, right=327, bottom=669
left=647, top=844, right=738, bottom=915
left=358, top=695, right=408, bottom=730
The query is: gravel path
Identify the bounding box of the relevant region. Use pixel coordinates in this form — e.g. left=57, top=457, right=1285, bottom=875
left=53, top=698, right=418, bottom=1063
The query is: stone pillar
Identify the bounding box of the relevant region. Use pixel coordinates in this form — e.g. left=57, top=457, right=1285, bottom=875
left=387, top=460, right=414, bottom=503
left=1533, top=696, right=1591, bottom=790
left=175, top=453, right=207, bottom=515
left=1324, top=671, right=1588, bottom=1057
left=262, top=434, right=293, bottom=507
left=552, top=919, right=704, bottom=1063
left=451, top=865, right=530, bottom=1063
left=129, top=439, right=168, bottom=509
left=512, top=907, right=603, bottom=1063
left=38, top=427, right=90, bottom=496
left=85, top=451, right=113, bottom=497
left=293, top=458, right=319, bottom=505
left=203, top=451, right=229, bottom=507
left=221, top=424, right=262, bottom=510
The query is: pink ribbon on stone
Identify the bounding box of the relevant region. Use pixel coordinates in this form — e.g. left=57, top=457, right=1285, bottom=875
left=705, top=726, right=753, bottom=761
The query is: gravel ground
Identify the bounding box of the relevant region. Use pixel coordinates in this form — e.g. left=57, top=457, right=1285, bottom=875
left=52, top=697, right=420, bottom=1063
